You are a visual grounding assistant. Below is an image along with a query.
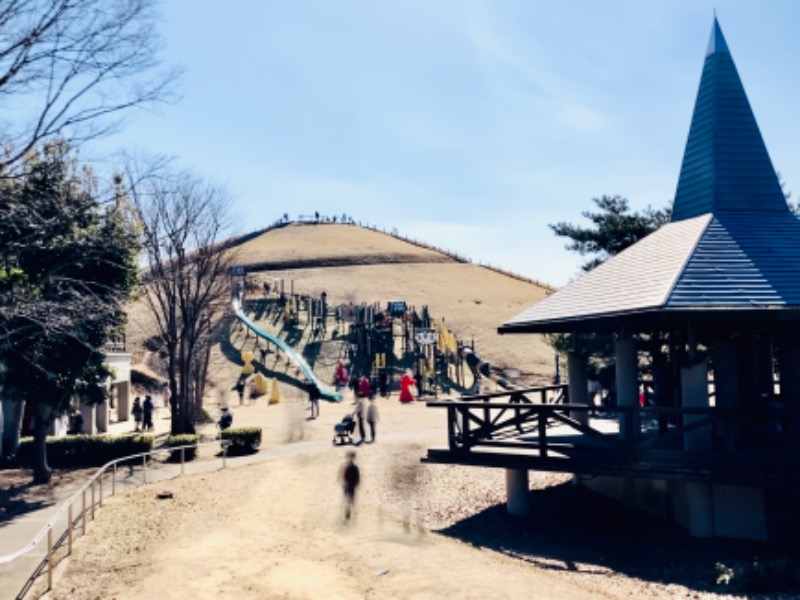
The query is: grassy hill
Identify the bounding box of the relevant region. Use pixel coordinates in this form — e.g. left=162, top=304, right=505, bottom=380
left=127, top=222, right=557, bottom=396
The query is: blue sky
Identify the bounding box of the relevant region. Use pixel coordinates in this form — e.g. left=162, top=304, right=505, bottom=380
left=92, top=1, right=800, bottom=287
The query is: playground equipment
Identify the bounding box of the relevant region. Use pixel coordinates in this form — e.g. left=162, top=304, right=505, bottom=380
left=232, top=298, right=342, bottom=402
left=460, top=347, right=516, bottom=393
left=269, top=377, right=280, bottom=404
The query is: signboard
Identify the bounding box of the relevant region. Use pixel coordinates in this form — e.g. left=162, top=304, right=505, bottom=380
left=388, top=301, right=407, bottom=317
left=414, top=328, right=436, bottom=346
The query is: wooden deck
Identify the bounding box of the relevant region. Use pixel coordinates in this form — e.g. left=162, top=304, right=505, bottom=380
left=423, top=386, right=800, bottom=489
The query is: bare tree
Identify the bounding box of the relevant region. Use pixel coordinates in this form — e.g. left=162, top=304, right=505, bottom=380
left=0, top=0, right=180, bottom=172
left=129, top=164, right=236, bottom=435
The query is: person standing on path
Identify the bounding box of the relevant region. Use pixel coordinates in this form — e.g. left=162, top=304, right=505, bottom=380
left=142, top=395, right=154, bottom=431
left=366, top=397, right=379, bottom=442
left=132, top=397, right=143, bottom=432
left=341, top=451, right=360, bottom=520
left=308, top=383, right=320, bottom=419
left=354, top=394, right=366, bottom=443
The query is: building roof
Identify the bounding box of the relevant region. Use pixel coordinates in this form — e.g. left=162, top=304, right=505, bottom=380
left=501, top=18, right=800, bottom=335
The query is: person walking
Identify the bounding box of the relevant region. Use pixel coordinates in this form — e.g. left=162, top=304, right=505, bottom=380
left=354, top=394, right=366, bottom=444
left=341, top=451, right=360, bottom=520
left=142, top=395, right=154, bottom=431
left=308, top=383, right=320, bottom=419
left=235, top=376, right=246, bottom=405
left=131, top=397, right=143, bottom=432
left=366, top=397, right=379, bottom=442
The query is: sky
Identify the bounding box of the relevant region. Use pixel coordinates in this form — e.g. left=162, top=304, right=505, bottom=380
left=91, top=0, right=800, bottom=287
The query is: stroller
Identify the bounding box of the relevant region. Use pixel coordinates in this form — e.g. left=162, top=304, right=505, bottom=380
left=332, top=414, right=356, bottom=445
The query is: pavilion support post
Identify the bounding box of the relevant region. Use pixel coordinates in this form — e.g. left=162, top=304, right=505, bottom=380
left=615, top=336, right=638, bottom=439
left=567, top=352, right=588, bottom=426
left=80, top=404, right=96, bottom=435
left=117, top=382, right=131, bottom=422
left=711, top=339, right=739, bottom=447
left=505, top=469, right=529, bottom=516
left=682, top=358, right=710, bottom=452
left=781, top=341, right=800, bottom=436
left=95, top=399, right=109, bottom=433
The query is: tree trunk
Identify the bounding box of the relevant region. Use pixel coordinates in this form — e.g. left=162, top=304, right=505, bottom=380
left=2, top=397, right=25, bottom=465
left=32, top=418, right=52, bottom=484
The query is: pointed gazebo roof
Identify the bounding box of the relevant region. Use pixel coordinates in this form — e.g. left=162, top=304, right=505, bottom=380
left=501, top=18, right=800, bottom=334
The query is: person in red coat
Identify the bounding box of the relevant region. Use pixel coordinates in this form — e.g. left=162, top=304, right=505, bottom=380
left=399, top=371, right=416, bottom=403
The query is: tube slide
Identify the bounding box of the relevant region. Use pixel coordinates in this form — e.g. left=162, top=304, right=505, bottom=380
left=234, top=299, right=342, bottom=402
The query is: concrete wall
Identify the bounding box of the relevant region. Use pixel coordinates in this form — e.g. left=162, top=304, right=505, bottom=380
left=581, top=475, right=767, bottom=541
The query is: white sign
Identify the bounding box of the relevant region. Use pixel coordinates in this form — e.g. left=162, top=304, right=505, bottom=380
left=415, top=329, right=436, bottom=346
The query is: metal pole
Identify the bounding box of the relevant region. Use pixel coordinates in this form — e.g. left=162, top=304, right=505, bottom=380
left=99, top=472, right=103, bottom=508
left=181, top=447, right=185, bottom=476
left=143, top=455, right=147, bottom=483
left=91, top=482, right=95, bottom=520
left=82, top=490, right=87, bottom=535
left=68, top=503, right=73, bottom=555
left=47, top=528, right=53, bottom=591
left=112, top=463, right=117, bottom=496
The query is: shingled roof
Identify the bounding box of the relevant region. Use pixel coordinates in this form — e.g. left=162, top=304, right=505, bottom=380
left=500, top=18, right=800, bottom=334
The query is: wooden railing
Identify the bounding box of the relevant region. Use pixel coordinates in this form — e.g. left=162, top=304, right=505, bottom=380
left=1, top=440, right=233, bottom=600
left=426, top=387, right=800, bottom=488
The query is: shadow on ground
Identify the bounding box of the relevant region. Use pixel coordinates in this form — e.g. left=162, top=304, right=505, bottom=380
left=437, top=481, right=800, bottom=596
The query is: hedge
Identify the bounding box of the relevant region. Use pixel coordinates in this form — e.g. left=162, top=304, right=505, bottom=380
left=165, top=434, right=199, bottom=462
left=18, top=434, right=154, bottom=469
left=220, top=427, right=262, bottom=455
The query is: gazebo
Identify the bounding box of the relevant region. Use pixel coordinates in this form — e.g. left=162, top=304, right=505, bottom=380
left=425, top=19, right=800, bottom=541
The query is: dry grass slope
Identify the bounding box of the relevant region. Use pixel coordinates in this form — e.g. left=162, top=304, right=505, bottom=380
left=126, top=222, right=556, bottom=389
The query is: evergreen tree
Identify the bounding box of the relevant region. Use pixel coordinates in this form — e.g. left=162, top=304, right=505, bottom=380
left=0, top=142, right=138, bottom=481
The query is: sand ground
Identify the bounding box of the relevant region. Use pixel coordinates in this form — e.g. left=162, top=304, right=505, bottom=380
left=41, top=385, right=760, bottom=600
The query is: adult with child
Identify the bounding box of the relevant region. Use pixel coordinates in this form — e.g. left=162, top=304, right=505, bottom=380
left=132, top=397, right=143, bottom=431
left=143, top=395, right=154, bottom=431
left=354, top=394, right=366, bottom=444
left=366, top=397, right=379, bottom=442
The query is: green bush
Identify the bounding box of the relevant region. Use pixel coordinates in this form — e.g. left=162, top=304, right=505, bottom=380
left=18, top=434, right=154, bottom=468
left=165, top=434, right=198, bottom=462
left=716, top=557, right=798, bottom=594
left=220, top=427, right=262, bottom=455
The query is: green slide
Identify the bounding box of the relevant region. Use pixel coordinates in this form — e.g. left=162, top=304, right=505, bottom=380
left=235, top=305, right=342, bottom=402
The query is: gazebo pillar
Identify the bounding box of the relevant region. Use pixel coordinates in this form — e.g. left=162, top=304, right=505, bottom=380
left=780, top=341, right=800, bottom=435
left=711, top=339, right=739, bottom=446
left=567, top=352, right=588, bottom=426
left=505, top=469, right=529, bottom=516
left=682, top=358, right=710, bottom=452
left=615, top=336, right=638, bottom=438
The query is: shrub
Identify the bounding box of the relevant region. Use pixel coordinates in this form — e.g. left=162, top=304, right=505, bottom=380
left=18, top=434, right=154, bottom=468
left=716, top=557, right=799, bottom=594
left=165, top=434, right=198, bottom=462
left=220, top=427, right=262, bottom=455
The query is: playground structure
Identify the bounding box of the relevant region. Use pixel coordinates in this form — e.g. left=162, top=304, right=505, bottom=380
left=231, top=272, right=520, bottom=400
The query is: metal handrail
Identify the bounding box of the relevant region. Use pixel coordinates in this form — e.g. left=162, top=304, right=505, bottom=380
left=2, top=439, right=231, bottom=599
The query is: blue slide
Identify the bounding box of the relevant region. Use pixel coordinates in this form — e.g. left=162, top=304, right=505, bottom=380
left=234, top=301, right=342, bottom=402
